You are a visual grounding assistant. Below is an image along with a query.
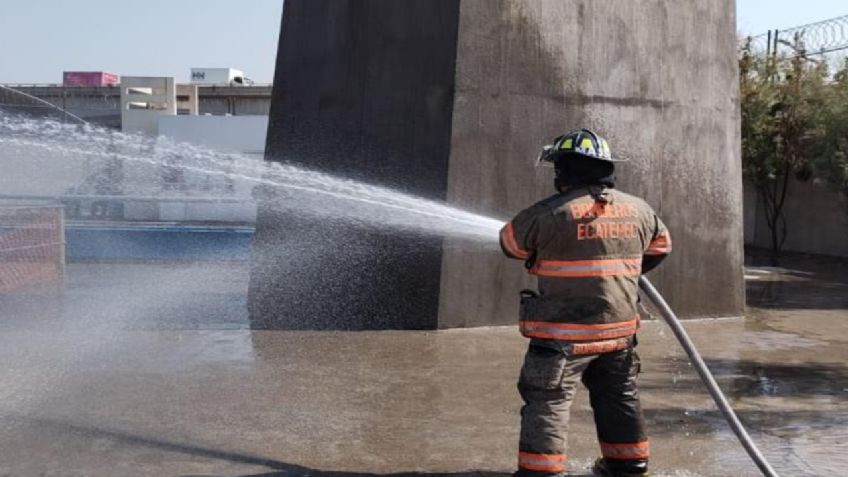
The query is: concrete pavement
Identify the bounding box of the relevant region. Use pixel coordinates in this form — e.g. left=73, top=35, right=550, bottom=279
left=0, top=258, right=846, bottom=476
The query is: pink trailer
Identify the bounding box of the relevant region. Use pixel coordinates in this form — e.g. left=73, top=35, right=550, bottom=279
left=62, top=71, right=120, bottom=87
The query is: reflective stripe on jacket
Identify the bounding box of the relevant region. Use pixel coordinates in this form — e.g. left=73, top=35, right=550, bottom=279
left=500, top=186, right=670, bottom=340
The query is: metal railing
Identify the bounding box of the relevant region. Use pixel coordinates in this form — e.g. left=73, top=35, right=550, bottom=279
left=0, top=194, right=253, bottom=204
left=0, top=194, right=256, bottom=224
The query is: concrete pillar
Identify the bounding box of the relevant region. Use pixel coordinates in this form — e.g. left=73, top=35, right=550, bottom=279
left=120, top=76, right=176, bottom=135
left=249, top=0, right=744, bottom=329
left=176, top=84, right=199, bottom=115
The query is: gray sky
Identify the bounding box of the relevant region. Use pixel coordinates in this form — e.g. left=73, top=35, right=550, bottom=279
left=736, top=0, right=845, bottom=37
left=0, top=0, right=283, bottom=84
left=0, top=1, right=845, bottom=84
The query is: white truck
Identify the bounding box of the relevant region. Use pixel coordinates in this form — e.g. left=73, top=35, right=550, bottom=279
left=189, top=68, right=254, bottom=86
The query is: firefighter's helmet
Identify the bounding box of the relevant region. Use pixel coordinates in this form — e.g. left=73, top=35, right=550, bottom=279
left=538, top=129, right=627, bottom=164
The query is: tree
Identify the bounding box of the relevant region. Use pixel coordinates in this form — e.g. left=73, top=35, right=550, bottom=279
left=739, top=37, right=830, bottom=265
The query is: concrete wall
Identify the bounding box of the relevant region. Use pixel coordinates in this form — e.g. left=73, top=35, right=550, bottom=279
left=249, top=0, right=462, bottom=329
left=746, top=179, right=848, bottom=257
left=159, top=115, right=267, bottom=154
left=250, top=0, right=745, bottom=329
left=438, top=0, right=744, bottom=325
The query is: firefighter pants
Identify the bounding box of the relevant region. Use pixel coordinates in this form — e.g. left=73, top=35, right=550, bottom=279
left=515, top=340, right=648, bottom=476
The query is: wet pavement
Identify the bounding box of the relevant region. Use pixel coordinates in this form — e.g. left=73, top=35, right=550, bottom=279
left=1, top=257, right=847, bottom=477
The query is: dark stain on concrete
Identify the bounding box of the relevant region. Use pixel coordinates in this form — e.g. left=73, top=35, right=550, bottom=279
left=554, top=93, right=672, bottom=110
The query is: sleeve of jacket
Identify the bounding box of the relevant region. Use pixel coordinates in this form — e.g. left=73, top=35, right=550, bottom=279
left=499, top=205, right=544, bottom=261
left=642, top=214, right=672, bottom=273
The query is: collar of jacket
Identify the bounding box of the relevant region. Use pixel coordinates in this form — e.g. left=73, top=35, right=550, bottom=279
left=555, top=174, right=615, bottom=192
left=558, top=184, right=615, bottom=204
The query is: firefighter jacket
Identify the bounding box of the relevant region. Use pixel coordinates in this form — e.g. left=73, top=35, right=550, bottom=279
left=500, top=185, right=671, bottom=343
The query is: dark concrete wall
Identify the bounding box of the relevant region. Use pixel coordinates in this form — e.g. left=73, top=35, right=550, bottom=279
left=250, top=0, right=744, bottom=329
left=439, top=0, right=744, bottom=325
left=248, top=0, right=462, bottom=329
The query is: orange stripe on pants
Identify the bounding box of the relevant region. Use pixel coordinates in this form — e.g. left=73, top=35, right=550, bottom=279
left=600, top=440, right=650, bottom=459
left=518, top=451, right=566, bottom=472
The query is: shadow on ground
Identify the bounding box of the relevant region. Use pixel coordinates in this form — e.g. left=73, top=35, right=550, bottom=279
left=216, top=471, right=518, bottom=477
left=16, top=417, right=529, bottom=477
left=18, top=411, right=842, bottom=477
left=187, top=470, right=517, bottom=477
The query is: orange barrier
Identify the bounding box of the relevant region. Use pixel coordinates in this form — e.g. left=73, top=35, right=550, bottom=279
left=0, top=205, right=65, bottom=293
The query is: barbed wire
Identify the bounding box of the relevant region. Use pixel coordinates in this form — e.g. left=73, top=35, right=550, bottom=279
left=743, top=14, right=848, bottom=57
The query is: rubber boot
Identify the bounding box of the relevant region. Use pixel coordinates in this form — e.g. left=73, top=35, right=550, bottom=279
left=592, top=458, right=650, bottom=477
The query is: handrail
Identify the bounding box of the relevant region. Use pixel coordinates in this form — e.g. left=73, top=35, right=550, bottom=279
left=0, top=85, right=88, bottom=124
left=0, top=194, right=253, bottom=204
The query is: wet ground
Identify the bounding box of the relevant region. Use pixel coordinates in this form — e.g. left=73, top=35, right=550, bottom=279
left=1, top=256, right=846, bottom=477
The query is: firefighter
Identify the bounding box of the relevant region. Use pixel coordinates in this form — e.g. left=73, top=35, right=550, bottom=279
left=500, top=129, right=671, bottom=477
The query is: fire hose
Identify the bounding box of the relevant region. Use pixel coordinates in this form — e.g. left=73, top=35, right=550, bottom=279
left=638, top=276, right=780, bottom=477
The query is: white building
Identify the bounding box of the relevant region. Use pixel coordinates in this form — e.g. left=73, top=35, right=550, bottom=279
left=115, top=73, right=266, bottom=223
left=120, top=76, right=177, bottom=135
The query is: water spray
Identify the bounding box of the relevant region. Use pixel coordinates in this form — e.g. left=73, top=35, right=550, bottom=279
left=638, top=276, right=781, bottom=477
left=0, top=113, right=782, bottom=475
left=0, top=114, right=502, bottom=241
